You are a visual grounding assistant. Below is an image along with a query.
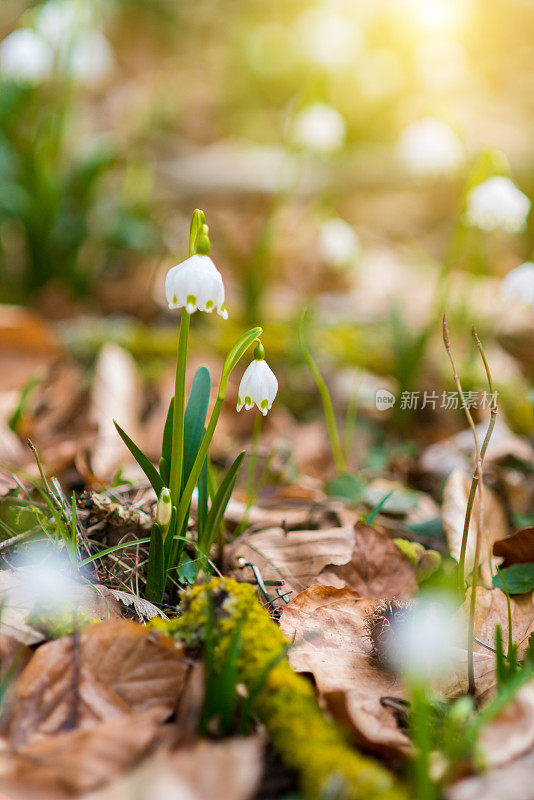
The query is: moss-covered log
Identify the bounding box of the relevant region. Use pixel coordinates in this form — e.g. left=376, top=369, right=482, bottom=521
left=152, top=577, right=408, bottom=800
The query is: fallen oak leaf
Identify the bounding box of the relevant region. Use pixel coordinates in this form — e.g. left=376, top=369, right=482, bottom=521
left=279, top=585, right=410, bottom=758
left=6, top=620, right=188, bottom=747
left=0, top=710, right=162, bottom=799
left=319, top=523, right=418, bottom=600
left=229, top=525, right=356, bottom=597
left=83, top=734, right=265, bottom=800
left=493, top=527, right=534, bottom=568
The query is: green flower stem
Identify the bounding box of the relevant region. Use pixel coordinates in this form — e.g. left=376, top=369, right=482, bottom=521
left=169, top=311, right=190, bottom=507
left=169, top=327, right=262, bottom=569
left=410, top=683, right=438, bottom=800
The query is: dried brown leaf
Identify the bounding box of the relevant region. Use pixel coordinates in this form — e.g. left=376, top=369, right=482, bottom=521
left=0, top=711, right=161, bottom=798
left=442, top=469, right=509, bottom=584
left=493, top=527, right=534, bottom=568
left=279, top=585, right=409, bottom=757
left=7, top=620, right=188, bottom=747
left=319, top=524, right=418, bottom=600
left=84, top=735, right=265, bottom=800
left=446, top=746, right=534, bottom=800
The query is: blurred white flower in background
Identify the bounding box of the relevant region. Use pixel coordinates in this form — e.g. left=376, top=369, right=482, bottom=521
left=9, top=548, right=80, bottom=612
left=295, top=6, right=363, bottom=69
left=319, top=218, right=361, bottom=269
left=501, top=262, right=534, bottom=309
left=0, top=28, right=53, bottom=83
left=292, top=103, right=347, bottom=154
left=397, top=118, right=465, bottom=178
left=465, top=176, right=531, bottom=233
left=0, top=0, right=114, bottom=87
left=384, top=594, right=464, bottom=683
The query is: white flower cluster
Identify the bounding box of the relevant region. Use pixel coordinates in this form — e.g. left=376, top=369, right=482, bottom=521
left=0, top=0, right=114, bottom=87
left=465, top=176, right=531, bottom=233
left=397, top=118, right=465, bottom=178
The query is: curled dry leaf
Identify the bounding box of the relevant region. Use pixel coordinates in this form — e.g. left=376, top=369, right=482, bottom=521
left=0, top=710, right=162, bottom=799
left=319, top=523, right=418, bottom=600
left=442, top=469, right=509, bottom=585
left=230, top=525, right=356, bottom=598
left=6, top=620, right=188, bottom=747
left=231, top=523, right=417, bottom=602
left=279, top=585, right=410, bottom=758
left=0, top=569, right=122, bottom=645
left=84, top=735, right=265, bottom=800
left=493, top=527, right=534, bottom=568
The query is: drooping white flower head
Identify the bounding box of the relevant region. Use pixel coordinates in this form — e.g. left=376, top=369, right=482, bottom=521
left=383, top=594, right=464, bottom=684
left=465, top=176, right=531, bottom=233
left=501, top=262, right=534, bottom=309
left=237, top=345, right=278, bottom=416
left=291, top=103, right=346, bottom=154
left=319, top=218, right=361, bottom=269
left=397, top=117, right=465, bottom=178
left=165, top=254, right=228, bottom=319
left=0, top=28, right=53, bottom=83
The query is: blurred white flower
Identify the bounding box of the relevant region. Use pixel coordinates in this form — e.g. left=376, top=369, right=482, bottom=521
left=501, top=262, right=534, bottom=309
left=67, top=29, right=115, bottom=87
left=165, top=254, right=228, bottom=319
left=237, top=357, right=278, bottom=416
left=292, top=103, right=346, bottom=154
left=384, top=594, right=464, bottom=683
left=465, top=176, right=531, bottom=233
left=34, top=0, right=95, bottom=45
left=397, top=118, right=464, bottom=178
left=295, top=7, right=362, bottom=69
left=10, top=548, right=79, bottom=611
left=319, top=218, right=361, bottom=269
left=0, top=28, right=53, bottom=83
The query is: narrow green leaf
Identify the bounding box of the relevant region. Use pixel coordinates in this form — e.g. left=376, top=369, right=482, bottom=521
left=183, top=367, right=211, bottom=486
left=161, top=396, right=174, bottom=468
left=114, top=420, right=164, bottom=496
left=200, top=451, right=245, bottom=553
left=146, top=523, right=165, bottom=603
left=159, top=456, right=170, bottom=487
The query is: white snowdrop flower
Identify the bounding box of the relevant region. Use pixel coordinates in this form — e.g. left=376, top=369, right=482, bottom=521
left=292, top=103, right=346, bottom=154
left=501, top=262, right=534, bottom=309
left=0, top=28, right=53, bottom=83
left=319, top=218, right=361, bottom=269
left=384, top=594, right=464, bottom=683
left=165, top=254, right=228, bottom=319
left=465, top=176, right=531, bottom=233
left=237, top=346, right=278, bottom=416
left=67, top=29, right=115, bottom=87
left=397, top=118, right=464, bottom=178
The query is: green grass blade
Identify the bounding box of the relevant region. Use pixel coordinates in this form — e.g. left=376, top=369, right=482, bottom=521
left=114, top=420, right=164, bottom=496
left=200, top=451, right=245, bottom=554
